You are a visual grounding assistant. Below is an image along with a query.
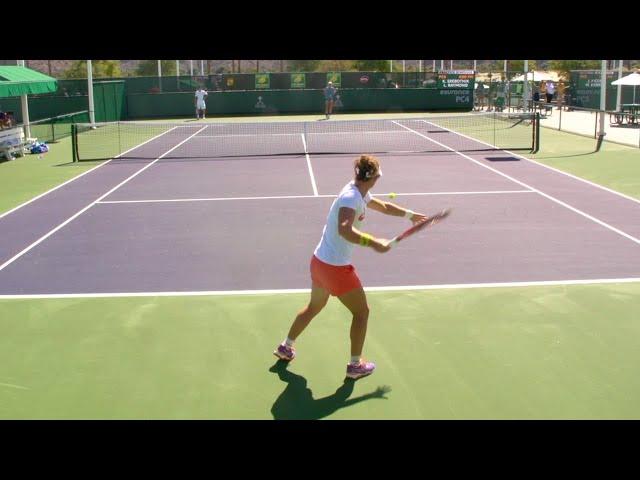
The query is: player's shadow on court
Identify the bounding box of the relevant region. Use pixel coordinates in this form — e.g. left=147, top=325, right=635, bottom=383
left=269, top=359, right=391, bottom=420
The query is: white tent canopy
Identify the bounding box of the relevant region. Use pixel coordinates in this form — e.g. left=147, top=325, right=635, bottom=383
left=611, top=72, right=640, bottom=104
left=611, top=72, right=640, bottom=86
left=511, top=71, right=556, bottom=82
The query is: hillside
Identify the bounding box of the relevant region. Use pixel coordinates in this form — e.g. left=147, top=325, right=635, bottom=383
left=1, top=60, right=638, bottom=79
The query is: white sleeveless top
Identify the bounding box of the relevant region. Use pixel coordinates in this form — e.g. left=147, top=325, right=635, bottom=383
left=313, top=181, right=372, bottom=266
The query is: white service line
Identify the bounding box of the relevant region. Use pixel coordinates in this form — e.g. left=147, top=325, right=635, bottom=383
left=420, top=118, right=640, bottom=206
left=96, top=190, right=533, bottom=205
left=0, top=126, right=181, bottom=220
left=1, top=277, right=639, bottom=299
left=185, top=130, right=415, bottom=139
left=392, top=121, right=640, bottom=247
left=0, top=126, right=208, bottom=274
left=301, top=134, right=319, bottom=196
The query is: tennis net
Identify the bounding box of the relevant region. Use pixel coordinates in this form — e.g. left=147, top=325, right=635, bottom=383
left=72, top=112, right=539, bottom=162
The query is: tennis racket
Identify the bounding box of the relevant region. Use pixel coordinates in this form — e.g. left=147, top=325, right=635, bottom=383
left=387, top=208, right=451, bottom=249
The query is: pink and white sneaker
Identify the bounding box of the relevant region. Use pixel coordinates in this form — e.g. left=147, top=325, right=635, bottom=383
left=346, top=360, right=376, bottom=379
left=273, top=343, right=296, bottom=361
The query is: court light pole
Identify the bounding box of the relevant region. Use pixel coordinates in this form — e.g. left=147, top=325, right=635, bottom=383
left=17, top=60, right=31, bottom=138
left=523, top=60, right=529, bottom=112
left=190, top=60, right=194, bottom=76
left=597, top=59, right=607, bottom=150
left=87, top=60, right=95, bottom=127
left=616, top=59, right=623, bottom=111
left=158, top=60, right=162, bottom=92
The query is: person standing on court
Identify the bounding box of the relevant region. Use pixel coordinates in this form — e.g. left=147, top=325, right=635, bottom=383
left=323, top=81, right=337, bottom=120
left=274, top=155, right=428, bottom=379
left=545, top=81, right=555, bottom=104
left=195, top=87, right=208, bottom=120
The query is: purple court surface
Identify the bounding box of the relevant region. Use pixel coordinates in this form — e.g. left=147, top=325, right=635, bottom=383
left=1, top=121, right=639, bottom=297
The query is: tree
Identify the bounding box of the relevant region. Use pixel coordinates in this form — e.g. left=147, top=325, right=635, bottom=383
left=288, top=60, right=321, bottom=72
left=507, top=60, right=538, bottom=73
left=548, top=60, right=601, bottom=80
left=135, top=60, right=178, bottom=76
left=352, top=60, right=388, bottom=71
left=62, top=60, right=122, bottom=79
left=318, top=60, right=355, bottom=71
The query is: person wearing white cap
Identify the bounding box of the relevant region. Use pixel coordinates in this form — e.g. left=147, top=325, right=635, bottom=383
left=194, top=87, right=208, bottom=120
left=323, top=81, right=337, bottom=119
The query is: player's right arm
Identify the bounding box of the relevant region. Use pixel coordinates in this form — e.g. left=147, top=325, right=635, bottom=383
left=337, top=207, right=390, bottom=253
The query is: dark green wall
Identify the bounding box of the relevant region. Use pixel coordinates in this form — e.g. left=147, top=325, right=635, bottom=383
left=0, top=80, right=126, bottom=123
left=0, top=95, right=89, bottom=122
left=126, top=88, right=473, bottom=118
left=569, top=71, right=636, bottom=110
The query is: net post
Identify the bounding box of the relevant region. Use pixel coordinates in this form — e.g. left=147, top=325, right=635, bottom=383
left=532, top=112, right=540, bottom=153
left=71, top=124, right=78, bottom=162
left=51, top=116, right=58, bottom=143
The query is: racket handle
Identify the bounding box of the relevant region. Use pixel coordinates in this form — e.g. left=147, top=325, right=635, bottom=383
left=387, top=237, right=399, bottom=249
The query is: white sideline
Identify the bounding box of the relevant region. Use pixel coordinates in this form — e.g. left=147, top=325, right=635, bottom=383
left=0, top=126, right=208, bottom=274
left=0, top=126, right=181, bottom=220
left=393, top=121, right=640, bottom=247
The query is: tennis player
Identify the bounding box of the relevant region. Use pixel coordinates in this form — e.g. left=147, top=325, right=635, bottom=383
left=323, top=81, right=337, bottom=119
left=195, top=87, right=208, bottom=119
left=274, top=155, right=428, bottom=379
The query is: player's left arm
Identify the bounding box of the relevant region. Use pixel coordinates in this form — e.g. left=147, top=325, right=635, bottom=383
left=367, top=197, right=427, bottom=223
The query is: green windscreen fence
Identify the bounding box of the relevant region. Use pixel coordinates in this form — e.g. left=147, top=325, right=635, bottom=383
left=0, top=80, right=125, bottom=124
left=93, top=80, right=127, bottom=122
left=569, top=70, right=636, bottom=110
left=30, top=110, right=90, bottom=142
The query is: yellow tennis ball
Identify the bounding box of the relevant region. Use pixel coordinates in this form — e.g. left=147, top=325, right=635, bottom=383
left=388, top=192, right=397, bottom=199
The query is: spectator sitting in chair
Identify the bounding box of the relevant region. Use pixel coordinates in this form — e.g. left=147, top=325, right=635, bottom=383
left=0, top=111, right=14, bottom=130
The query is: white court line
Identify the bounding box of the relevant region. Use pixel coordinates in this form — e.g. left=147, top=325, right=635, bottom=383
left=419, top=116, right=640, bottom=206
left=0, top=126, right=181, bottom=221
left=301, top=134, right=319, bottom=196
left=1, top=277, right=639, bottom=299
left=0, top=126, right=208, bottom=274
left=96, top=190, right=533, bottom=205
left=393, top=121, right=640, bottom=247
